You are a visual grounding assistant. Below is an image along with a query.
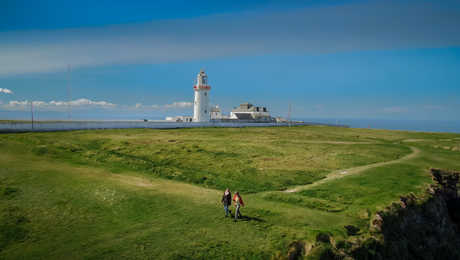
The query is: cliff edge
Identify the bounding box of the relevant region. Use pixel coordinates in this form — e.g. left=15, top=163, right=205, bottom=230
left=299, top=168, right=460, bottom=260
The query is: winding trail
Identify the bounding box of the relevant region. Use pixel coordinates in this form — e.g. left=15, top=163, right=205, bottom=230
left=295, top=141, right=375, bottom=145
left=284, top=146, right=421, bottom=193
left=1, top=137, right=420, bottom=200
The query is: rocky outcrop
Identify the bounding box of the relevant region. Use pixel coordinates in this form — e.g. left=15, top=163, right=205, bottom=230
left=288, top=168, right=460, bottom=260
left=349, top=168, right=460, bottom=260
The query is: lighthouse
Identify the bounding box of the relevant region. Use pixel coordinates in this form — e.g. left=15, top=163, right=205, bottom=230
left=193, top=69, right=211, bottom=122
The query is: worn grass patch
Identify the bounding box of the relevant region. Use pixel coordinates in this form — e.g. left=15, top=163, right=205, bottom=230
left=262, top=192, right=347, bottom=212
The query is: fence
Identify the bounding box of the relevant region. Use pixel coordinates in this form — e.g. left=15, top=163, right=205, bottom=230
left=0, top=121, right=347, bottom=133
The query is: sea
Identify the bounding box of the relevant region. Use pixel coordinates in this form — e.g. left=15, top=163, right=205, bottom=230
left=1, top=110, right=460, bottom=134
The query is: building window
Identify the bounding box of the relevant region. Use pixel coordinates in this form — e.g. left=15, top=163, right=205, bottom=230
left=205, top=110, right=207, bottom=114
left=204, top=92, right=207, bottom=96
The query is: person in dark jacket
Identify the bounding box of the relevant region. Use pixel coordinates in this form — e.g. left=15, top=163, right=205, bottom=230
left=221, top=188, right=232, bottom=217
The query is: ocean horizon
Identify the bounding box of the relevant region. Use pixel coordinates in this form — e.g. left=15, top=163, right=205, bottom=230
left=1, top=112, right=459, bottom=134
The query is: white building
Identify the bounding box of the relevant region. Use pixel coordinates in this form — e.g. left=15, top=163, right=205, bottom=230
left=210, top=105, right=222, bottom=120
left=230, top=103, right=272, bottom=121
left=193, top=69, right=211, bottom=122
left=165, top=116, right=193, bottom=122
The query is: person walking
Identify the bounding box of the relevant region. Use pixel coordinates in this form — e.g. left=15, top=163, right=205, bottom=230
left=233, top=191, right=244, bottom=221
left=221, top=188, right=232, bottom=217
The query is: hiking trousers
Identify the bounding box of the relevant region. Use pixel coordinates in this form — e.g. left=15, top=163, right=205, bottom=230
left=235, top=204, right=241, bottom=220
left=224, top=205, right=230, bottom=216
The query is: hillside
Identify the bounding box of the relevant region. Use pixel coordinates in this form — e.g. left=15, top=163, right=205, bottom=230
left=1, top=126, right=459, bottom=259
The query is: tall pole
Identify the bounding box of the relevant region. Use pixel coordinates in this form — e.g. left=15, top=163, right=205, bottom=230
left=30, top=101, right=34, bottom=130
left=288, top=103, right=292, bottom=127
left=36, top=103, right=40, bottom=123
left=67, top=64, right=72, bottom=120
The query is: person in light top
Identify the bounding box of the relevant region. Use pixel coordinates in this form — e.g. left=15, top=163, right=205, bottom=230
left=233, top=191, right=244, bottom=221
left=221, top=188, right=232, bottom=217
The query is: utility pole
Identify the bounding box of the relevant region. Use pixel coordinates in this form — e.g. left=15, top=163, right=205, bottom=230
left=30, top=101, right=34, bottom=130
left=288, top=103, right=292, bottom=127
left=36, top=103, right=40, bottom=123
left=67, top=64, right=72, bottom=120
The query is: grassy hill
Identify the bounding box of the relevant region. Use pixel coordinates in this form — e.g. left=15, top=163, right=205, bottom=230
left=1, top=126, right=459, bottom=259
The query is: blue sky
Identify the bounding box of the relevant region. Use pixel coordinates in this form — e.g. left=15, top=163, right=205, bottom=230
left=1, top=0, right=459, bottom=120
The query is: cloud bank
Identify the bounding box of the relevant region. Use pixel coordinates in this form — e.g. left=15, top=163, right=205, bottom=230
left=1, top=98, right=192, bottom=112
left=136, top=101, right=193, bottom=110
left=163, top=101, right=193, bottom=109
left=0, top=88, right=13, bottom=94
left=1, top=0, right=459, bottom=76
left=2, top=98, right=116, bottom=111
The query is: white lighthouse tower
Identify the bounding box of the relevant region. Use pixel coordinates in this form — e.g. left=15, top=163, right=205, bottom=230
left=193, top=69, right=211, bottom=122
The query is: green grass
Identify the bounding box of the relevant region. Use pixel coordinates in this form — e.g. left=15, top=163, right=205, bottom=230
left=0, top=125, right=459, bottom=259
left=4, top=127, right=409, bottom=193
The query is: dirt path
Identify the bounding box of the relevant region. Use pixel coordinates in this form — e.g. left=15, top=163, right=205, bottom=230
left=299, top=141, right=375, bottom=144
left=402, top=139, right=427, bottom=143
left=284, top=146, right=421, bottom=193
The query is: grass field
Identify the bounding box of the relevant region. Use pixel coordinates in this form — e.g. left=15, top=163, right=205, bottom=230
left=1, top=126, right=459, bottom=259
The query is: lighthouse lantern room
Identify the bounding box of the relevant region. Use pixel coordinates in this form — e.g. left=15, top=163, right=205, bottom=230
left=193, top=69, right=211, bottom=122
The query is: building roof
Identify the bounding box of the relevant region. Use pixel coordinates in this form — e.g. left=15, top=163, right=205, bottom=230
left=211, top=106, right=221, bottom=112
left=232, top=102, right=268, bottom=113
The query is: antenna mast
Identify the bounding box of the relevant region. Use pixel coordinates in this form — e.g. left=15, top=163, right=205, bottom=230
left=30, top=101, right=34, bottom=130
left=67, top=64, right=72, bottom=120
left=288, top=103, right=292, bottom=127
left=36, top=103, right=40, bottom=123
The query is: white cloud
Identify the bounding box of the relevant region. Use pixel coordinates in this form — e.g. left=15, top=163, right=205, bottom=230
left=1, top=1, right=459, bottom=76
left=383, top=106, right=409, bottom=113
left=163, top=101, right=193, bottom=109
left=1, top=99, right=192, bottom=116
left=1, top=99, right=192, bottom=112
left=48, top=100, right=66, bottom=106
left=69, top=98, right=115, bottom=107
left=8, top=100, right=29, bottom=107
left=129, top=101, right=192, bottom=110
left=32, top=101, right=46, bottom=106
left=48, top=98, right=115, bottom=108
left=0, top=88, right=13, bottom=94
left=2, top=98, right=116, bottom=111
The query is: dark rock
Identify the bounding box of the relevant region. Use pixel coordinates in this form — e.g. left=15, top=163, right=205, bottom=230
left=287, top=240, right=305, bottom=260
left=316, top=232, right=331, bottom=244
left=344, top=225, right=360, bottom=236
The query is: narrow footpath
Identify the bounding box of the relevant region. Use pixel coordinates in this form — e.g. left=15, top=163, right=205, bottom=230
left=284, top=146, right=421, bottom=193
